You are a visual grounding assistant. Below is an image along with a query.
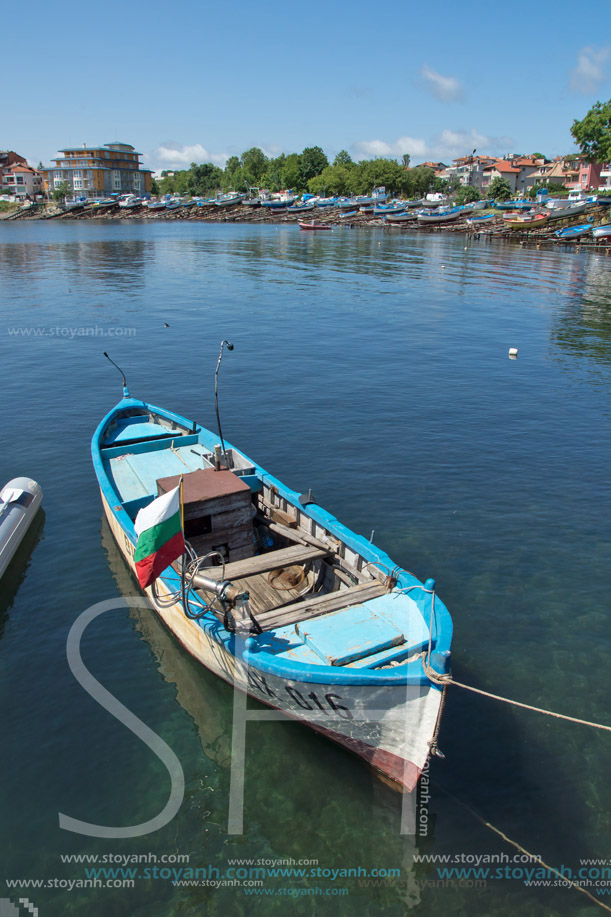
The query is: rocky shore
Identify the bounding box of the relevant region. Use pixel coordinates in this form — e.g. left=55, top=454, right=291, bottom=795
left=3, top=199, right=611, bottom=247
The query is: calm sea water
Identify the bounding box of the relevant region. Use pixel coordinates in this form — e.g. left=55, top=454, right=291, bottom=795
left=1, top=220, right=610, bottom=917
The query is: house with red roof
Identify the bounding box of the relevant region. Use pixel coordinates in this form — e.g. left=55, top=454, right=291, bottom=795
left=482, top=160, right=521, bottom=193
left=1, top=160, right=42, bottom=200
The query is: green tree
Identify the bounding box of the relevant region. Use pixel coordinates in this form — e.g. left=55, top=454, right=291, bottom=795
left=571, top=99, right=611, bottom=162
left=352, top=158, right=407, bottom=195
left=223, top=156, right=241, bottom=188
left=333, top=150, right=353, bottom=166
left=488, top=176, right=512, bottom=201
left=300, top=146, right=328, bottom=184
left=281, top=153, right=302, bottom=190
left=402, top=153, right=411, bottom=168
left=527, top=180, right=567, bottom=200
left=52, top=181, right=70, bottom=203
left=308, top=164, right=354, bottom=196
left=240, top=147, right=268, bottom=184
left=531, top=152, right=546, bottom=160
left=151, top=178, right=160, bottom=195
left=186, top=162, right=223, bottom=194
left=454, top=184, right=480, bottom=204
left=261, top=154, right=285, bottom=191
left=158, top=172, right=176, bottom=194
left=432, top=177, right=451, bottom=194
left=408, top=165, right=436, bottom=196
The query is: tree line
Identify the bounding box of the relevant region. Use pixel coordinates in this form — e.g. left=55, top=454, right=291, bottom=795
left=155, top=146, right=448, bottom=199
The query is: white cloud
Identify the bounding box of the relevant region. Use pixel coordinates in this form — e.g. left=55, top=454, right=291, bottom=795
left=430, top=128, right=513, bottom=160
left=152, top=143, right=228, bottom=170
left=352, top=128, right=514, bottom=164
left=353, top=136, right=428, bottom=158
left=259, top=143, right=284, bottom=158
left=570, top=46, right=610, bottom=94
left=421, top=66, right=463, bottom=102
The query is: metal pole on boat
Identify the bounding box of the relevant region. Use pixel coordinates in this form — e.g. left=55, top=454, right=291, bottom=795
left=103, top=351, right=130, bottom=397
left=215, top=339, right=233, bottom=469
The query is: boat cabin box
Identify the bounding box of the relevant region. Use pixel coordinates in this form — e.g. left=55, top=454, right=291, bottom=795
left=157, top=468, right=254, bottom=563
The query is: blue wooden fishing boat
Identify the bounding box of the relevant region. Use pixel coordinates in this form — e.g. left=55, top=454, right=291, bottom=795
left=92, top=349, right=452, bottom=790
left=466, top=214, right=495, bottom=226
left=287, top=202, right=316, bottom=213
left=417, top=206, right=464, bottom=224
left=592, top=223, right=611, bottom=239
left=555, top=223, right=593, bottom=240
left=215, top=193, right=246, bottom=207
left=374, top=203, right=406, bottom=215
left=494, top=200, right=533, bottom=211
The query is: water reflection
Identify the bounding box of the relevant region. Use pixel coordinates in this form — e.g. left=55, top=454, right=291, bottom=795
left=551, top=252, right=611, bottom=369
left=0, top=508, right=45, bottom=638
left=0, top=238, right=152, bottom=293
left=101, top=516, right=233, bottom=770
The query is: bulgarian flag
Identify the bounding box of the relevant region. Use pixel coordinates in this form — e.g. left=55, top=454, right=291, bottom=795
left=134, top=484, right=185, bottom=589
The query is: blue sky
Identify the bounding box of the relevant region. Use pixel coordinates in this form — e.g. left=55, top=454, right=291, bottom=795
left=8, top=0, right=611, bottom=174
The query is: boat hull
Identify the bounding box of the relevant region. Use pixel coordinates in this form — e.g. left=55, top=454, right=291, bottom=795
left=0, top=477, right=43, bottom=579
left=555, top=223, right=593, bottom=239
left=417, top=208, right=463, bottom=224
left=100, top=487, right=443, bottom=791
left=298, top=221, right=333, bottom=231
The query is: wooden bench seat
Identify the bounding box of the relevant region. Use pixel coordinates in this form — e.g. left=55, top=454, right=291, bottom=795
left=196, top=543, right=330, bottom=582
left=255, top=580, right=387, bottom=631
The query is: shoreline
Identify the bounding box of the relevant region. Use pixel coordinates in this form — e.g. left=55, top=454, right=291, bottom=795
left=3, top=200, right=611, bottom=246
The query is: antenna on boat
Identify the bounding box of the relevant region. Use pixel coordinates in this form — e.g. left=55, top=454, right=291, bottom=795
left=103, top=351, right=130, bottom=397
left=215, top=339, right=233, bottom=469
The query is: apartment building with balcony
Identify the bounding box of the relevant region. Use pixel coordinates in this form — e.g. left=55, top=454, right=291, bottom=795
left=1, top=161, right=43, bottom=199
left=42, top=142, right=152, bottom=200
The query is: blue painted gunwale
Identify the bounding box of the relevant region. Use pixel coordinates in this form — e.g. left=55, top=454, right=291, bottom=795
left=92, top=397, right=453, bottom=687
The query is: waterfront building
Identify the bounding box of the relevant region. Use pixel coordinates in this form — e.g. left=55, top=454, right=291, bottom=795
left=1, top=160, right=43, bottom=199
left=42, top=142, right=152, bottom=200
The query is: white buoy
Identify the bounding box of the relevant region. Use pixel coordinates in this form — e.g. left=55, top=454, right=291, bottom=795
left=509, top=347, right=518, bottom=359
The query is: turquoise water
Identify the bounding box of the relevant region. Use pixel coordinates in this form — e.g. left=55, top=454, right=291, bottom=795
left=1, top=221, right=610, bottom=916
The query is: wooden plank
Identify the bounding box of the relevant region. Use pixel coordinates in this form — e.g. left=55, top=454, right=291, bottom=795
left=198, top=544, right=329, bottom=581
left=256, top=581, right=387, bottom=631
left=259, top=516, right=331, bottom=552
left=270, top=508, right=298, bottom=528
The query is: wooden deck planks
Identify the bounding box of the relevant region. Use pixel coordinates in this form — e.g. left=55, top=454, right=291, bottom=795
left=256, top=581, right=387, bottom=631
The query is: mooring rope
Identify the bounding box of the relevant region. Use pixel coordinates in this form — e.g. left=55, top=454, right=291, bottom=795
left=424, top=666, right=611, bottom=733
left=434, top=783, right=611, bottom=914
left=422, top=587, right=611, bottom=734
